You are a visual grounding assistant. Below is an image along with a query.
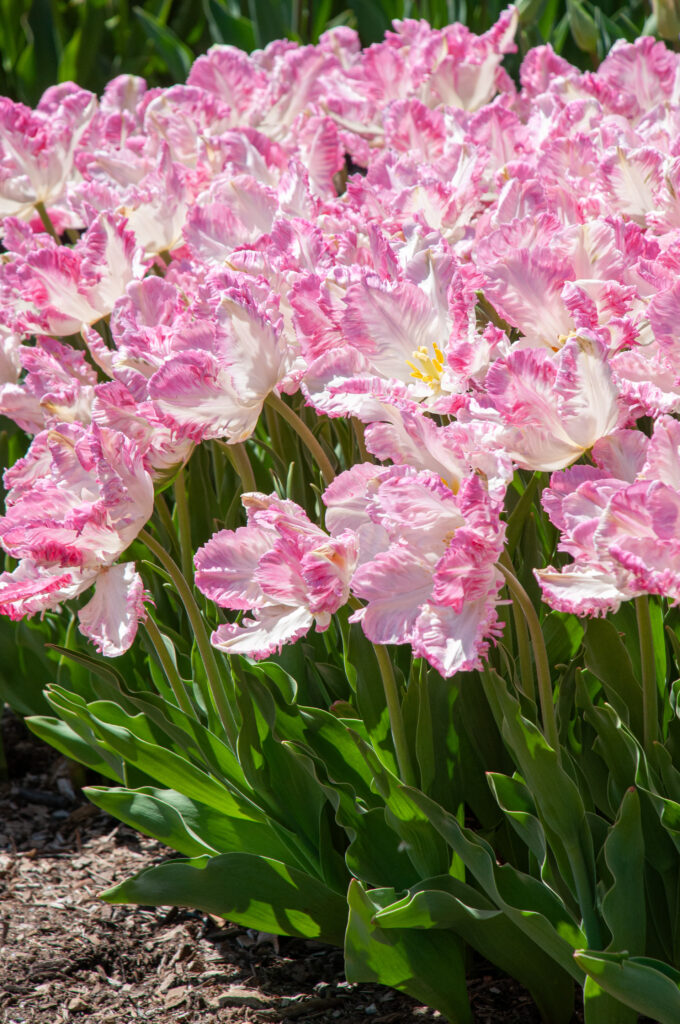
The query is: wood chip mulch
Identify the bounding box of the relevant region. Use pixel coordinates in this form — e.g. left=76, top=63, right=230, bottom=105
left=0, top=709, right=562, bottom=1023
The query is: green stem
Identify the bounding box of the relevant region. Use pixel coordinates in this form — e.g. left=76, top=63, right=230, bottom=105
left=373, top=639, right=417, bottom=787
left=155, top=493, right=180, bottom=558
left=139, top=528, right=238, bottom=749
left=173, top=466, right=193, bottom=581
left=497, top=562, right=559, bottom=759
left=500, top=552, right=535, bottom=702
left=636, top=594, right=658, bottom=757
left=144, top=615, right=194, bottom=718
left=352, top=418, right=371, bottom=464
left=266, top=392, right=335, bottom=486
left=34, top=200, right=59, bottom=242
left=218, top=440, right=256, bottom=493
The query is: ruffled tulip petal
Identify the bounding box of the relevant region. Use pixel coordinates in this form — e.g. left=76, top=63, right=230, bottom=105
left=78, top=562, right=147, bottom=657
left=210, top=605, right=314, bottom=658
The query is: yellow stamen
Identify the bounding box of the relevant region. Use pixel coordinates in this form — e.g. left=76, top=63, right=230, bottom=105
left=406, top=341, right=446, bottom=390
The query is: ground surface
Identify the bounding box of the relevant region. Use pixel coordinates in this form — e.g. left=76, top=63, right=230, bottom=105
left=0, top=709, right=570, bottom=1023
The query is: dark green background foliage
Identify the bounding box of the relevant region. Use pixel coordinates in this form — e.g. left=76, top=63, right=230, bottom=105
left=0, top=0, right=666, bottom=106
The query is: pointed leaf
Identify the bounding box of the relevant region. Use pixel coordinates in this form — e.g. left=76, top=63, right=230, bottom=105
left=575, top=951, right=680, bottom=1024
left=102, top=852, right=347, bottom=945
left=345, top=879, right=471, bottom=1024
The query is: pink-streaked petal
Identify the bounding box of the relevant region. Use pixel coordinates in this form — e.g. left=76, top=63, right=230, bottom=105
left=78, top=562, right=146, bottom=657
left=150, top=350, right=262, bottom=443
left=194, top=524, right=274, bottom=610
left=412, top=598, right=501, bottom=677
left=0, top=561, right=93, bottom=619
left=210, top=605, right=313, bottom=659
left=535, top=565, right=635, bottom=616
left=351, top=547, right=433, bottom=645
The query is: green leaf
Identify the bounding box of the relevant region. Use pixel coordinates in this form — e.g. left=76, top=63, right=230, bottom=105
left=85, top=784, right=301, bottom=864
left=505, top=471, right=541, bottom=557
left=85, top=786, right=218, bottom=857
left=247, top=0, right=292, bottom=46
left=27, top=716, right=122, bottom=781
left=406, top=787, right=586, bottom=980
left=543, top=612, right=584, bottom=669
left=351, top=735, right=450, bottom=879
left=412, top=664, right=462, bottom=814
left=374, top=875, right=574, bottom=1024
left=482, top=669, right=599, bottom=944
left=344, top=806, right=421, bottom=890
left=583, top=975, right=639, bottom=1024
left=83, top=701, right=261, bottom=821
left=44, top=688, right=128, bottom=783
left=567, top=0, right=598, bottom=53
left=57, top=0, right=107, bottom=85
left=133, top=7, right=194, bottom=81
left=337, top=611, right=397, bottom=775
left=486, top=772, right=546, bottom=866
left=203, top=0, right=256, bottom=48
left=602, top=788, right=646, bottom=954
left=345, top=879, right=472, bottom=1023
left=583, top=618, right=643, bottom=737
left=575, top=951, right=680, bottom=1024
left=103, top=852, right=347, bottom=945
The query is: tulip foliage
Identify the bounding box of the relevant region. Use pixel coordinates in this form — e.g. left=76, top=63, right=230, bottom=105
left=4, top=7, right=680, bottom=1021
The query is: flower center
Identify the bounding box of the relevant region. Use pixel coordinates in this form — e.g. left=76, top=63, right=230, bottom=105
left=406, top=342, right=445, bottom=390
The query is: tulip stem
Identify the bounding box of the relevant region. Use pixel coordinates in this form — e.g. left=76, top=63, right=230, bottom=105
left=373, top=641, right=417, bottom=788
left=500, top=552, right=535, bottom=702
left=497, top=562, right=559, bottom=759
left=139, top=528, right=238, bottom=748
left=266, top=392, right=335, bottom=486
left=636, top=594, right=658, bottom=756
left=218, top=440, right=257, bottom=494
left=174, top=466, right=193, bottom=582
left=144, top=615, right=194, bottom=718
left=34, top=201, right=59, bottom=242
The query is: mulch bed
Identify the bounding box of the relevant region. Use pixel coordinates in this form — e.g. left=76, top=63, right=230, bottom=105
left=0, top=708, right=565, bottom=1023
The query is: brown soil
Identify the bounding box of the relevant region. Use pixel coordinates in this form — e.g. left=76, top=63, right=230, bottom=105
left=0, top=709, right=562, bottom=1023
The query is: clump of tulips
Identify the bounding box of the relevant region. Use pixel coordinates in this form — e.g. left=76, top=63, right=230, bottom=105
left=2, top=7, right=680, bottom=1021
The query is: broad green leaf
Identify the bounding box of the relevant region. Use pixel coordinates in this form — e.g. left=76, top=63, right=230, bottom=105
left=601, top=788, right=645, bottom=955
left=576, top=685, right=641, bottom=803
left=412, top=664, right=462, bottom=814
left=27, top=716, right=123, bottom=781
left=482, top=670, right=599, bottom=944
left=248, top=0, right=292, bottom=46
left=203, top=0, right=256, bottom=48
left=345, top=879, right=472, bottom=1023
left=44, top=688, right=130, bottom=783
left=352, top=736, right=450, bottom=879
left=407, top=787, right=585, bottom=980
left=505, top=471, right=541, bottom=556
left=543, top=612, right=584, bottom=669
left=583, top=975, right=638, bottom=1024
left=103, top=852, right=347, bottom=945
left=85, top=785, right=300, bottom=864
left=133, top=7, right=194, bottom=81
left=344, top=806, right=422, bottom=890
left=57, top=0, right=107, bottom=85
left=575, top=951, right=680, bottom=1024
left=486, top=772, right=546, bottom=865
left=79, top=691, right=257, bottom=809
left=85, top=703, right=263, bottom=821
left=375, top=875, right=574, bottom=1024
left=567, top=0, right=598, bottom=53
left=583, top=619, right=643, bottom=737
left=337, top=611, right=397, bottom=775
left=85, top=786, right=218, bottom=857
